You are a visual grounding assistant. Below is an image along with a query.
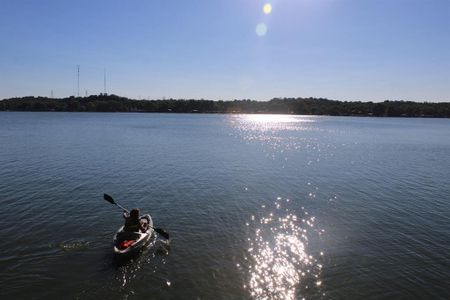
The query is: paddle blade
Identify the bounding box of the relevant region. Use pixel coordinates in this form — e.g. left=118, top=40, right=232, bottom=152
left=155, top=228, right=169, bottom=239
left=103, top=193, right=116, bottom=205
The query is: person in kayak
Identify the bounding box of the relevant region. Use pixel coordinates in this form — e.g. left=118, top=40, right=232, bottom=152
left=123, top=208, right=148, bottom=232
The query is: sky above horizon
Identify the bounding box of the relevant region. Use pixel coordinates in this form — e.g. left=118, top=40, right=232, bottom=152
left=1, top=0, right=449, bottom=102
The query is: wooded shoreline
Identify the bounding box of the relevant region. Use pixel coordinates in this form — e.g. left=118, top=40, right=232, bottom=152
left=1, top=95, right=449, bottom=118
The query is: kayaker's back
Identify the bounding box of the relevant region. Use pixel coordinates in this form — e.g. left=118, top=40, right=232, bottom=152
left=124, top=215, right=141, bottom=232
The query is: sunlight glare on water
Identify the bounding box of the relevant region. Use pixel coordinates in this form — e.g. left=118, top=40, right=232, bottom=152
left=229, top=114, right=322, bottom=159
left=234, top=114, right=315, bottom=132
left=243, top=198, right=323, bottom=300
left=244, top=114, right=313, bottom=123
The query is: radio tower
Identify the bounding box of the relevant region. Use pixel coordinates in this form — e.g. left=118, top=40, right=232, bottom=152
left=77, top=65, right=80, bottom=97
left=104, top=68, right=107, bottom=95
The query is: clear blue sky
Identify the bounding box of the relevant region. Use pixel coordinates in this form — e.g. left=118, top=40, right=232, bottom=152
left=1, top=0, right=449, bottom=101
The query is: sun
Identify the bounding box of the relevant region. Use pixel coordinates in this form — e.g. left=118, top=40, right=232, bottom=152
left=263, top=3, right=272, bottom=15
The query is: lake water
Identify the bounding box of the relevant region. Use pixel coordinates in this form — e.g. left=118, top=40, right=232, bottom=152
left=0, top=112, right=449, bottom=300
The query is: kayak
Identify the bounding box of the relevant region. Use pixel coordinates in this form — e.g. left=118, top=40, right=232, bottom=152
left=113, top=214, right=154, bottom=256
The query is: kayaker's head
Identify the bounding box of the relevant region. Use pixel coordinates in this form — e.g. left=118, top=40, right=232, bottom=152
left=130, top=208, right=140, bottom=219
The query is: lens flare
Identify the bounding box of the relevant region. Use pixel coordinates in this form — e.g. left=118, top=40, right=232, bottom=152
left=256, top=23, right=268, bottom=36
left=263, top=3, right=272, bottom=15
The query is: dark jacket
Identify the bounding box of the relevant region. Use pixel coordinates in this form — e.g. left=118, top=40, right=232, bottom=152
left=123, top=212, right=141, bottom=232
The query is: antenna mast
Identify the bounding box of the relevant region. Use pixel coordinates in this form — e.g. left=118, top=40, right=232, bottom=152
left=104, top=68, right=107, bottom=95
left=77, top=65, right=80, bottom=97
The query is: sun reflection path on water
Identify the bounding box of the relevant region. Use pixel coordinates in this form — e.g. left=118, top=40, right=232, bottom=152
left=242, top=198, right=323, bottom=300
left=228, top=114, right=330, bottom=164
left=236, top=114, right=316, bottom=132
left=230, top=114, right=319, bottom=150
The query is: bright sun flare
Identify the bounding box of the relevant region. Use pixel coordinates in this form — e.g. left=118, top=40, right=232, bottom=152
left=263, top=3, right=272, bottom=15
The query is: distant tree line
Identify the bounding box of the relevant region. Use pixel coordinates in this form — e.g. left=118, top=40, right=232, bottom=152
left=1, top=94, right=449, bottom=117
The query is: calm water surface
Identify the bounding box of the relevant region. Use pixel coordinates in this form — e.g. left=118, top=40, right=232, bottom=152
left=0, top=112, right=449, bottom=300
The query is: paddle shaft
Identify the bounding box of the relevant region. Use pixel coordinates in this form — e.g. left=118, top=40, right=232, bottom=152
left=115, top=203, right=129, bottom=213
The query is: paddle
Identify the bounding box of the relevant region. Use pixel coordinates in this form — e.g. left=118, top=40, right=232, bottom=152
left=103, top=193, right=128, bottom=212
left=103, top=193, right=170, bottom=239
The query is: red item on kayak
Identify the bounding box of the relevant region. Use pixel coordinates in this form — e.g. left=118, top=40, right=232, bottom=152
left=119, top=240, right=135, bottom=249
